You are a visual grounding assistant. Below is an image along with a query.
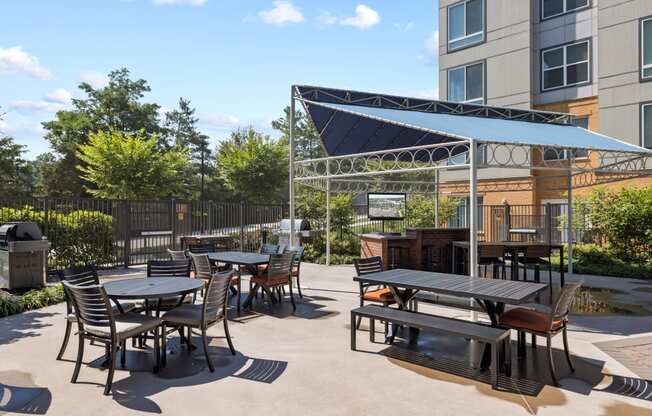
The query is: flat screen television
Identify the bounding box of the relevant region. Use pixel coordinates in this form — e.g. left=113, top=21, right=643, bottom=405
left=367, top=193, right=406, bottom=220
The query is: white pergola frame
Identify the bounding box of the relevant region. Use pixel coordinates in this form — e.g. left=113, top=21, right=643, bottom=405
left=287, top=85, right=652, bottom=282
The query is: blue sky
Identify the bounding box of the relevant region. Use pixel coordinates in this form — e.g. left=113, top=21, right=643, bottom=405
left=0, top=0, right=439, bottom=159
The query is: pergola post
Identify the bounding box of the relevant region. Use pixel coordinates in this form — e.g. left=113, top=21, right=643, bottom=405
left=434, top=170, right=440, bottom=227
left=567, top=156, right=574, bottom=276
left=326, top=161, right=331, bottom=266
left=469, top=141, right=479, bottom=321
left=289, top=86, right=296, bottom=246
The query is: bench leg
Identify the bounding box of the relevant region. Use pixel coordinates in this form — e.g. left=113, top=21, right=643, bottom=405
left=350, top=312, right=357, bottom=351
left=491, top=342, right=499, bottom=390
left=370, top=318, right=375, bottom=343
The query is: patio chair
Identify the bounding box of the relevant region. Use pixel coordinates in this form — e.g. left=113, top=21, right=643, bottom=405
left=167, top=249, right=188, bottom=261
left=478, top=245, right=506, bottom=279
left=188, top=243, right=215, bottom=254
left=146, top=260, right=193, bottom=315
left=499, top=281, right=583, bottom=386
left=62, top=281, right=162, bottom=395
left=284, top=245, right=305, bottom=298
left=162, top=270, right=236, bottom=372
left=518, top=245, right=553, bottom=289
left=190, top=253, right=241, bottom=314
left=249, top=252, right=296, bottom=311
left=353, top=256, right=395, bottom=332
left=55, top=265, right=136, bottom=361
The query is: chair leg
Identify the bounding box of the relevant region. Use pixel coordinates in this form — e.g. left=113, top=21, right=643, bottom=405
left=369, top=318, right=375, bottom=343
left=57, top=320, right=73, bottom=360
left=104, top=341, right=117, bottom=395
left=200, top=328, right=214, bottom=373
left=296, top=275, right=303, bottom=298
left=546, top=334, right=559, bottom=387
left=288, top=283, right=296, bottom=311
left=120, top=340, right=126, bottom=368
left=236, top=279, right=241, bottom=316
left=71, top=334, right=85, bottom=383
left=153, top=327, right=160, bottom=373
left=350, top=312, right=357, bottom=351
left=161, top=323, right=167, bottom=368
left=562, top=327, right=574, bottom=372
left=223, top=318, right=236, bottom=355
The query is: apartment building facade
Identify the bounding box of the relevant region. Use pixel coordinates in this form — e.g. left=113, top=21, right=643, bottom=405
left=438, top=0, right=652, bottom=205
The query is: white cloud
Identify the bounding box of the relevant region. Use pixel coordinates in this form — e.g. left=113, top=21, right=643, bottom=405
left=79, top=70, right=109, bottom=88
left=410, top=88, right=439, bottom=100
left=418, top=31, right=439, bottom=65
left=0, top=46, right=53, bottom=80
left=45, top=88, right=72, bottom=104
left=341, top=4, right=380, bottom=29
left=259, top=1, right=304, bottom=26
left=394, top=22, right=414, bottom=32
left=318, top=11, right=337, bottom=25
left=200, top=113, right=240, bottom=128
left=9, top=88, right=73, bottom=114
left=152, top=0, right=206, bottom=6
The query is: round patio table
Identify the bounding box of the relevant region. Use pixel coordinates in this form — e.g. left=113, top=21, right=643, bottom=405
left=104, top=276, right=204, bottom=302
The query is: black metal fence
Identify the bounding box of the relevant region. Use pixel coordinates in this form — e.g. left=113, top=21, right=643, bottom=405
left=0, top=197, right=286, bottom=269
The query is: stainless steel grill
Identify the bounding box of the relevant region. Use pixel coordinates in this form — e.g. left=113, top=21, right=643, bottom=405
left=276, top=219, right=314, bottom=247
left=0, top=222, right=49, bottom=289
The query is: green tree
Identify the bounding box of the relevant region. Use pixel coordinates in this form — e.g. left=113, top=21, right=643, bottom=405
left=43, top=68, right=162, bottom=195
left=76, top=129, right=189, bottom=200
left=406, top=195, right=461, bottom=227
left=214, top=127, right=288, bottom=204
left=0, top=136, right=32, bottom=197
left=272, top=106, right=325, bottom=160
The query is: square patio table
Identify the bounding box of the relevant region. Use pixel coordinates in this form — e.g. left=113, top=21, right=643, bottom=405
left=207, top=251, right=271, bottom=310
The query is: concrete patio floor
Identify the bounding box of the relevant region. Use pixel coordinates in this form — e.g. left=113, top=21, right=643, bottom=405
left=1, top=263, right=652, bottom=415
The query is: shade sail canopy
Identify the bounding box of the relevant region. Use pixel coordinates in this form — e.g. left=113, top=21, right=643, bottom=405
left=302, top=98, right=650, bottom=157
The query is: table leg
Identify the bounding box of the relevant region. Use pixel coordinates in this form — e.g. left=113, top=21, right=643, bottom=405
left=477, top=300, right=503, bottom=371
left=452, top=245, right=457, bottom=274
left=243, top=283, right=260, bottom=309
left=560, top=246, right=565, bottom=287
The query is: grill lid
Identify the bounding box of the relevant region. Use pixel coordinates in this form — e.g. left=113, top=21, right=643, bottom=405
left=279, top=219, right=310, bottom=231
left=0, top=222, right=44, bottom=246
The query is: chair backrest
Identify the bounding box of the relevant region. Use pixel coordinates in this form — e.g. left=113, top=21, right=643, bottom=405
left=188, top=244, right=214, bottom=254
left=479, top=244, right=504, bottom=259
left=190, top=253, right=213, bottom=280
left=266, top=252, right=294, bottom=278
left=59, top=265, right=100, bottom=286
left=202, top=270, right=234, bottom=325
left=550, top=281, right=583, bottom=329
left=260, top=244, right=280, bottom=255
left=167, top=249, right=188, bottom=261
left=62, top=281, right=115, bottom=338
left=354, top=256, right=383, bottom=276
left=284, top=245, right=304, bottom=269
left=524, top=244, right=552, bottom=259
left=147, top=260, right=191, bottom=277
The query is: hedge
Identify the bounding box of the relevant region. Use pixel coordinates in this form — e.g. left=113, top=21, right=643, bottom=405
left=0, top=285, right=66, bottom=318
left=0, top=206, right=116, bottom=269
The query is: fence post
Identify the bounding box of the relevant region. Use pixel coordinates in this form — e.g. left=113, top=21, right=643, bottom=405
left=123, top=200, right=131, bottom=268
left=503, top=202, right=511, bottom=242
left=239, top=202, right=245, bottom=250
left=43, top=198, right=49, bottom=237
left=170, top=198, right=177, bottom=249
left=546, top=202, right=552, bottom=244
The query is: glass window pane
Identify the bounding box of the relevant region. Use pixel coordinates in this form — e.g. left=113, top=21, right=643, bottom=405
left=566, top=62, right=588, bottom=84
left=644, top=105, right=652, bottom=149
left=449, top=4, right=465, bottom=41
left=644, top=20, right=652, bottom=68
left=466, top=63, right=484, bottom=101
left=544, top=147, right=564, bottom=160
left=543, top=48, right=563, bottom=69
left=567, top=0, right=588, bottom=11
left=543, top=0, right=564, bottom=18
left=572, top=117, right=589, bottom=129
left=567, top=43, right=588, bottom=64
left=645, top=67, right=652, bottom=79
left=466, top=0, right=483, bottom=35
left=448, top=68, right=466, bottom=101
left=543, top=68, right=564, bottom=89
left=450, top=32, right=483, bottom=50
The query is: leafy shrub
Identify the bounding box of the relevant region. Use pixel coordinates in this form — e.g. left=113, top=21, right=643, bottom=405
left=0, top=206, right=115, bottom=268
left=302, top=232, right=360, bottom=264
left=0, top=285, right=66, bottom=318
left=406, top=195, right=461, bottom=228
left=551, top=244, right=652, bottom=279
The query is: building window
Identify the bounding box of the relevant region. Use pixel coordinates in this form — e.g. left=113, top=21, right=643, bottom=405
left=542, top=0, right=589, bottom=20
left=544, top=116, right=590, bottom=160
left=642, top=103, right=652, bottom=149
left=449, top=197, right=484, bottom=231
left=541, top=40, right=590, bottom=91
left=447, top=62, right=484, bottom=104
left=448, top=0, right=484, bottom=51
left=642, top=17, right=652, bottom=80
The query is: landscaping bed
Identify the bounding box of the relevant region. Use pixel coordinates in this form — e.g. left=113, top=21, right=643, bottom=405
left=0, top=285, right=66, bottom=318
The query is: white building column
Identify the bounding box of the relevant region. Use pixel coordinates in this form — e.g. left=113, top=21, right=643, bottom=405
left=289, top=86, right=296, bottom=246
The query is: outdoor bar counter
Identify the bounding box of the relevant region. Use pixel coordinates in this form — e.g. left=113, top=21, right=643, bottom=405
left=360, top=228, right=469, bottom=272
